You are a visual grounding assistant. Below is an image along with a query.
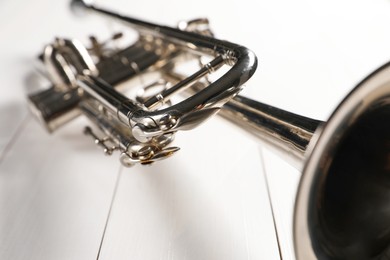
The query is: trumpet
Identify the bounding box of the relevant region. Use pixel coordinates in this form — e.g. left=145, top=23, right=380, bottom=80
left=28, top=0, right=257, bottom=165
left=27, top=1, right=390, bottom=259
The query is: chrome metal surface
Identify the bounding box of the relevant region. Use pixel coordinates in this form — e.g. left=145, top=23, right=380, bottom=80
left=165, top=62, right=390, bottom=259
left=294, top=63, right=390, bottom=260
left=220, top=95, right=322, bottom=169
left=28, top=0, right=257, bottom=166
left=219, top=64, right=390, bottom=259
left=26, top=1, right=390, bottom=259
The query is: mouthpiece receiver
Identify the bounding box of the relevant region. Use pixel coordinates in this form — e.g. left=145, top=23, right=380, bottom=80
left=70, top=0, right=92, bottom=15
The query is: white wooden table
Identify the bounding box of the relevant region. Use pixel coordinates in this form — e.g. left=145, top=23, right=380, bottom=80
left=1, top=0, right=390, bottom=259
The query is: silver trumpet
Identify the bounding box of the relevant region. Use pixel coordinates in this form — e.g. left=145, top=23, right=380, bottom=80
left=28, top=0, right=257, bottom=165
left=27, top=1, right=390, bottom=259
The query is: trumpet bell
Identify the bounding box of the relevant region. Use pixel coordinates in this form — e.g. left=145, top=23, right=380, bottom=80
left=295, top=62, right=390, bottom=259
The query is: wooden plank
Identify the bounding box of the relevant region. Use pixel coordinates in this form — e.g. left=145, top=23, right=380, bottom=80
left=97, top=118, right=281, bottom=260
left=261, top=149, right=300, bottom=260
left=0, top=118, right=120, bottom=260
